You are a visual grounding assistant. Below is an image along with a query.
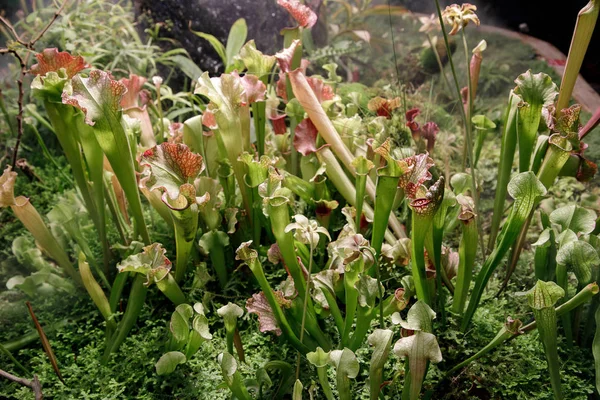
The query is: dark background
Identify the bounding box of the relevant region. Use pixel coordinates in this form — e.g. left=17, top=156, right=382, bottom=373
left=395, top=0, right=600, bottom=93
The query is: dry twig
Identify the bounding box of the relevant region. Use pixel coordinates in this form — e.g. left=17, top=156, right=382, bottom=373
left=0, top=369, right=43, bottom=400
left=0, top=1, right=69, bottom=168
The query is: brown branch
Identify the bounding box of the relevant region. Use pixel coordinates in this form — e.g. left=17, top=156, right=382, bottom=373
left=0, top=369, right=44, bottom=400
left=28, top=0, right=69, bottom=47
left=1, top=0, right=68, bottom=167
left=5, top=49, right=26, bottom=169
left=0, top=15, right=24, bottom=45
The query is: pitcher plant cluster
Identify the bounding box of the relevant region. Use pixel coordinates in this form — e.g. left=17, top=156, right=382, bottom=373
left=2, top=0, right=600, bottom=399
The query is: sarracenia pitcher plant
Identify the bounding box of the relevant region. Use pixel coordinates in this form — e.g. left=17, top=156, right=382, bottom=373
left=8, top=2, right=600, bottom=397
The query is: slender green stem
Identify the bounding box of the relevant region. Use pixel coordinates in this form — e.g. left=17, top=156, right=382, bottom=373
left=251, top=186, right=262, bottom=247
left=355, top=173, right=367, bottom=230
left=533, top=307, right=563, bottom=399
left=0, top=91, right=16, bottom=137
left=296, top=243, right=315, bottom=380
left=375, top=259, right=385, bottom=328
left=461, top=30, right=473, bottom=171
left=174, top=223, right=195, bottom=283
left=109, top=273, right=129, bottom=314
left=269, top=202, right=307, bottom=298
left=172, top=208, right=199, bottom=283
left=104, top=184, right=128, bottom=245
left=28, top=123, right=73, bottom=185
left=426, top=33, right=452, bottom=94
left=290, top=117, right=299, bottom=176
left=317, top=366, right=334, bottom=400
left=322, top=289, right=344, bottom=336
left=433, top=1, right=485, bottom=257
left=488, top=92, right=520, bottom=248
left=555, top=264, right=573, bottom=347
left=448, top=322, right=518, bottom=374
left=497, top=212, right=533, bottom=296
left=0, top=343, right=30, bottom=377
left=155, top=87, right=165, bottom=143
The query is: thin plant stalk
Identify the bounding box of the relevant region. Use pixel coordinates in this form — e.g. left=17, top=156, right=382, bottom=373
left=0, top=343, right=30, bottom=377
left=460, top=30, right=473, bottom=171
left=488, top=91, right=520, bottom=248
left=426, top=33, right=452, bottom=94
left=316, top=147, right=396, bottom=244
left=433, top=0, right=485, bottom=257
left=296, top=242, right=315, bottom=380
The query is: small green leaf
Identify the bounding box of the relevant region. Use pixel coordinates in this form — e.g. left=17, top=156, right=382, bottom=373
left=450, top=172, right=473, bottom=196
left=532, top=228, right=552, bottom=247
left=225, top=19, right=248, bottom=68
left=507, top=171, right=548, bottom=202
left=199, top=230, right=230, bottom=254
left=472, top=114, right=497, bottom=130
left=191, top=30, right=226, bottom=64
left=170, top=54, right=203, bottom=81
left=192, top=314, right=213, bottom=341
left=156, top=351, right=187, bottom=375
